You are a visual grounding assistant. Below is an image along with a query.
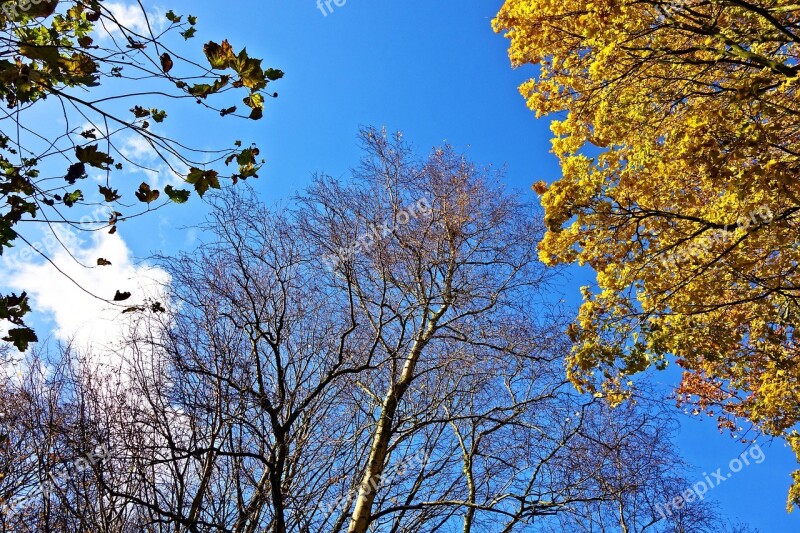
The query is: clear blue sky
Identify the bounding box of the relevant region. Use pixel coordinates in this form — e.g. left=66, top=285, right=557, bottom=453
left=59, top=0, right=800, bottom=529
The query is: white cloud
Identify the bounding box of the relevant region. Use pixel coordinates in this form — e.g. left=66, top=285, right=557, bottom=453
left=2, top=230, right=170, bottom=356
left=184, top=227, right=199, bottom=248
left=119, top=135, right=153, bottom=160
left=118, top=135, right=186, bottom=190
left=100, top=2, right=166, bottom=38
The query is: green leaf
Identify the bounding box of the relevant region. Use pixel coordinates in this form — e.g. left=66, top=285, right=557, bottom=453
left=64, top=190, right=83, bottom=207
left=234, top=49, right=267, bottom=90
left=4, top=196, right=37, bottom=221
left=190, top=75, right=231, bottom=99
left=0, top=292, right=31, bottom=320
left=0, top=292, right=36, bottom=351
left=19, top=45, right=60, bottom=67
left=188, top=83, right=212, bottom=98
left=226, top=146, right=261, bottom=180
left=203, top=40, right=235, bottom=70
left=164, top=185, right=190, bottom=204
left=265, top=68, right=284, bottom=81
left=59, top=53, right=100, bottom=86
left=0, top=220, right=17, bottom=253
left=2, top=173, right=35, bottom=195
left=243, top=92, right=264, bottom=120
left=181, top=27, right=196, bottom=40
left=3, top=327, right=37, bottom=351
left=75, top=145, right=114, bottom=170
left=165, top=10, right=181, bottom=23
left=186, top=167, right=220, bottom=197
left=151, top=109, right=167, bottom=123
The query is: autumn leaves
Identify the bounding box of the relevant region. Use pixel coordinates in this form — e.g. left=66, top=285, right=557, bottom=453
left=494, top=0, right=800, bottom=509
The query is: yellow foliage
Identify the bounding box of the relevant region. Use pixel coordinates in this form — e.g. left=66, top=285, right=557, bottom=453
left=496, top=0, right=800, bottom=508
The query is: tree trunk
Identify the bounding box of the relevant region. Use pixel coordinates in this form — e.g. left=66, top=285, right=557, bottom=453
left=347, top=314, right=443, bottom=533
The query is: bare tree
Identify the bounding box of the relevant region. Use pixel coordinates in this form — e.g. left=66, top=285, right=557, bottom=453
left=536, top=394, right=760, bottom=533
left=0, top=128, right=757, bottom=533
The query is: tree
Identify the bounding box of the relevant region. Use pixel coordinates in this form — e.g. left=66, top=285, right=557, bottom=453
left=0, top=0, right=282, bottom=350
left=0, top=129, right=754, bottom=532
left=539, top=394, right=760, bottom=533
left=493, top=0, right=800, bottom=506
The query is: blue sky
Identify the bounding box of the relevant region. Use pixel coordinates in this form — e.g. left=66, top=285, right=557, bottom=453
left=7, top=0, right=800, bottom=529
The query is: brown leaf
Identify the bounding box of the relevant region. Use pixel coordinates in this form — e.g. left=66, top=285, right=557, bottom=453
left=160, top=53, right=173, bottom=74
